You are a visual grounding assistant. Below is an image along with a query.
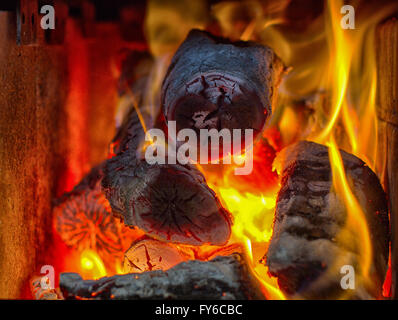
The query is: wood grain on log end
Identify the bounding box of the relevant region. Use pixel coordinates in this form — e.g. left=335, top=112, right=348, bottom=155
left=102, top=158, right=232, bottom=246
left=265, top=141, right=389, bottom=299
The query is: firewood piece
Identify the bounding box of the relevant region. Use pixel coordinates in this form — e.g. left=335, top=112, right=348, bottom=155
left=60, top=253, right=265, bottom=300
left=102, top=158, right=232, bottom=246
left=53, top=163, right=142, bottom=267
left=264, top=141, right=389, bottom=299
left=102, top=93, right=232, bottom=246
left=376, top=16, right=398, bottom=298
left=122, top=238, right=194, bottom=273
left=161, top=29, right=285, bottom=142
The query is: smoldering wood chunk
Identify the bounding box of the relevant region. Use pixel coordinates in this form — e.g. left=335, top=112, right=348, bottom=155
left=60, top=253, right=265, bottom=300
left=264, top=141, right=389, bottom=299
left=123, top=238, right=194, bottom=273
left=102, top=88, right=232, bottom=246
left=102, top=157, right=232, bottom=246
left=53, top=163, right=141, bottom=266
left=161, top=29, right=285, bottom=140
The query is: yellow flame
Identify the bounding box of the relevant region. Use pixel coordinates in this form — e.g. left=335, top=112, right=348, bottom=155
left=327, top=139, right=372, bottom=279
left=216, top=187, right=275, bottom=243
left=205, top=175, right=283, bottom=299
left=313, top=0, right=353, bottom=143
left=244, top=238, right=285, bottom=300
left=80, top=250, right=107, bottom=279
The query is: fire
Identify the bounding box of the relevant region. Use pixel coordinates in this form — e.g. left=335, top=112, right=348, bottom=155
left=314, top=0, right=352, bottom=144
left=207, top=179, right=285, bottom=299
left=54, top=0, right=398, bottom=300
left=215, top=187, right=275, bottom=243
left=203, top=139, right=283, bottom=299
left=77, top=249, right=126, bottom=280
left=79, top=250, right=107, bottom=279
left=327, top=139, right=372, bottom=280
left=200, top=0, right=397, bottom=299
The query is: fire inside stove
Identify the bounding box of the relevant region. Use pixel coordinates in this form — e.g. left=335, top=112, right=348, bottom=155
left=2, top=0, right=397, bottom=301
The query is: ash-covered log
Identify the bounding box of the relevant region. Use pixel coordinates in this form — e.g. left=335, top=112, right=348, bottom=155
left=161, top=29, right=285, bottom=146
left=60, top=253, right=265, bottom=300
left=102, top=89, right=232, bottom=246
left=264, top=141, right=389, bottom=299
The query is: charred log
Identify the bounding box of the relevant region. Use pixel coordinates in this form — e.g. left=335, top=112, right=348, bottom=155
left=161, top=29, right=285, bottom=148
left=102, top=157, right=232, bottom=246
left=102, top=87, right=232, bottom=246
left=264, top=141, right=389, bottom=299
left=60, top=253, right=265, bottom=300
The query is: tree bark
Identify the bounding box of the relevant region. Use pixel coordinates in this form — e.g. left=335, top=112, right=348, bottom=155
left=376, top=16, right=398, bottom=299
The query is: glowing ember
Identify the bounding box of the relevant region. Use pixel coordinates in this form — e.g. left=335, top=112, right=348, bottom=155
left=79, top=250, right=107, bottom=279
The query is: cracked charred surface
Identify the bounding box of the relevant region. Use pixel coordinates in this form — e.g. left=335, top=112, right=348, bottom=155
left=60, top=253, right=265, bottom=300
left=123, top=238, right=194, bottom=273
left=264, top=141, right=389, bottom=299
left=102, top=100, right=232, bottom=246
left=161, top=29, right=285, bottom=147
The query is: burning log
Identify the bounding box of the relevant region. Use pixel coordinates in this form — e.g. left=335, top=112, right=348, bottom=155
left=161, top=29, right=285, bottom=143
left=376, top=16, right=398, bottom=298
left=102, top=160, right=232, bottom=246
left=60, top=253, right=265, bottom=300
left=264, top=141, right=389, bottom=299
left=102, top=94, right=232, bottom=246
left=55, top=46, right=232, bottom=248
